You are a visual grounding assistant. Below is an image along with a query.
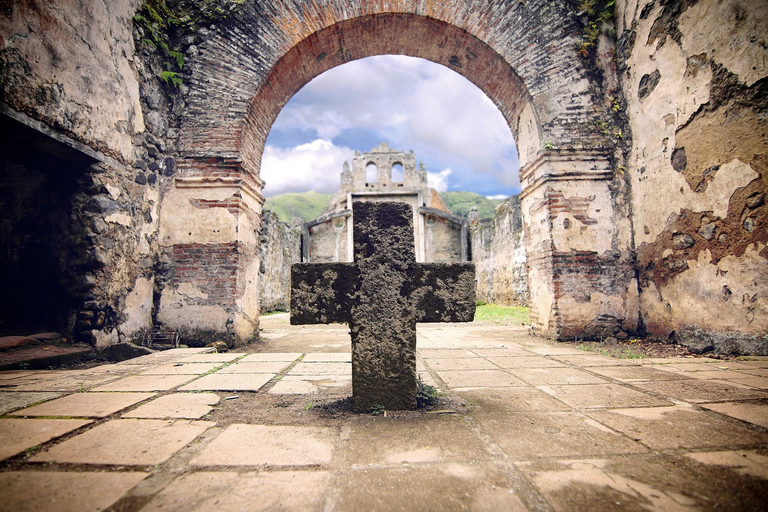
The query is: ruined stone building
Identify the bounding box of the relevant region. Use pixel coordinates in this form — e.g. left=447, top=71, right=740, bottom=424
left=303, top=142, right=468, bottom=264
left=0, top=0, right=765, bottom=354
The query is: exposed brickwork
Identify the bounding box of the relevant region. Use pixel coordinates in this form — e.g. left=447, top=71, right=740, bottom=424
left=171, top=243, right=251, bottom=306
left=534, top=189, right=599, bottom=226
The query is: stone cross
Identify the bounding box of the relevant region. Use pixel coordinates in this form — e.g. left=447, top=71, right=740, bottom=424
left=291, top=201, right=475, bottom=411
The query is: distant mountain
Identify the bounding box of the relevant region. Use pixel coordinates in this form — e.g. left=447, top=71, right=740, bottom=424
left=264, top=190, right=507, bottom=223
left=263, top=191, right=331, bottom=223
left=440, top=191, right=506, bottom=218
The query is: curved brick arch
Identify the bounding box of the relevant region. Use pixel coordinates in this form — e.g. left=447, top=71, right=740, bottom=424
left=179, top=1, right=604, bottom=174
left=164, top=1, right=634, bottom=345
left=241, top=13, right=537, bottom=177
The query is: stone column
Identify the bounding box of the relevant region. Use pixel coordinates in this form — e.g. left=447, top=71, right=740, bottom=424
left=156, top=159, right=264, bottom=346
left=519, top=149, right=639, bottom=340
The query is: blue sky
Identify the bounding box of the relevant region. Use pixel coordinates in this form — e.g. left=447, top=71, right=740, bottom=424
left=261, top=55, right=520, bottom=199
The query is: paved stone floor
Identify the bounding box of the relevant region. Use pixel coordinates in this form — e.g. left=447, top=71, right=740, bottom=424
left=0, top=314, right=767, bottom=511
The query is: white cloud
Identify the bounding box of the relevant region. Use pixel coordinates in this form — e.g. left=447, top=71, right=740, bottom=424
left=428, top=169, right=452, bottom=192
left=261, top=140, right=353, bottom=197
left=264, top=55, right=521, bottom=196
left=485, top=194, right=508, bottom=200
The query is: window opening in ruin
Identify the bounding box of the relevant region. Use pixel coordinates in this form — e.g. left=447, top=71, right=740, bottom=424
left=365, top=162, right=378, bottom=185
left=391, top=163, right=404, bottom=183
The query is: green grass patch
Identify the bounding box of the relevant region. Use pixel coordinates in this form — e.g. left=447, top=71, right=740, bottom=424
left=473, top=304, right=529, bottom=326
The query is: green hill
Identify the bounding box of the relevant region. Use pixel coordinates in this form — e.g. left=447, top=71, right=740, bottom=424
left=263, top=191, right=331, bottom=223
left=440, top=191, right=506, bottom=218
left=264, top=190, right=507, bottom=223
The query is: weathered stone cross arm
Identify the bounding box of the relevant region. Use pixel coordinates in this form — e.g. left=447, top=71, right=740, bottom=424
left=290, top=262, right=475, bottom=325
left=290, top=201, right=475, bottom=411
left=290, top=263, right=358, bottom=325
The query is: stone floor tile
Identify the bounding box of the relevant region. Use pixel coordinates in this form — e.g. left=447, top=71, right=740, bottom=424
left=718, top=375, right=768, bottom=389
left=526, top=346, right=585, bottom=356
left=240, top=352, right=303, bottom=362
left=0, top=471, right=146, bottom=512
left=685, top=450, right=768, bottom=480
left=30, top=419, right=214, bottom=465
left=588, top=365, right=693, bottom=382
left=552, top=354, right=641, bottom=367
left=179, top=373, right=273, bottom=391
left=141, top=471, right=330, bottom=512
left=0, top=370, right=37, bottom=381
left=122, top=393, right=220, bottom=419
left=339, top=415, right=488, bottom=465
left=738, top=367, right=768, bottom=378
left=417, top=349, right=477, bottom=359
left=470, top=347, right=530, bottom=357
left=437, top=369, right=527, bottom=388
left=191, top=424, right=334, bottom=466
left=0, top=418, right=91, bottom=461
left=332, top=465, right=526, bottom=512
left=10, top=374, right=120, bottom=392
left=589, top=405, right=768, bottom=450
left=539, top=384, right=672, bottom=409
left=303, top=352, right=352, bottom=362
left=427, top=357, right=498, bottom=371
left=684, top=370, right=738, bottom=380
left=457, top=386, right=572, bottom=413
left=740, top=359, right=768, bottom=368
left=633, top=379, right=768, bottom=403
left=9, top=392, right=155, bottom=417
left=91, top=374, right=194, bottom=392
left=288, top=362, right=352, bottom=376
left=269, top=375, right=351, bottom=395
left=519, top=458, right=707, bottom=511
left=178, top=353, right=243, bottom=363
left=140, top=362, right=223, bottom=375
left=700, top=402, right=768, bottom=429
left=116, top=352, right=189, bottom=365
left=417, top=371, right=439, bottom=389
left=484, top=356, right=568, bottom=369
left=512, top=367, right=608, bottom=386
left=641, top=358, right=688, bottom=365
left=696, top=360, right=758, bottom=370
left=0, top=391, right=61, bottom=414
left=651, top=362, right=719, bottom=372
left=218, top=361, right=292, bottom=374
left=166, top=347, right=217, bottom=355
left=476, top=412, right=646, bottom=459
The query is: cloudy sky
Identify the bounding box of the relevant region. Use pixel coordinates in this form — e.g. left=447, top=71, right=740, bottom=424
left=260, top=55, right=520, bottom=199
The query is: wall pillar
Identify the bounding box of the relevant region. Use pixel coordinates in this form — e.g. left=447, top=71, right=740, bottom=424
left=157, top=159, right=264, bottom=346
left=520, top=149, right=639, bottom=340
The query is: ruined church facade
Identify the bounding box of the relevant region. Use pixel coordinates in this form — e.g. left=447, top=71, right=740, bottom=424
left=303, top=142, right=468, bottom=264
left=0, top=0, right=765, bottom=354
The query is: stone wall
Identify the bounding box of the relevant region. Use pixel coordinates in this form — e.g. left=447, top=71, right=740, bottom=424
left=617, top=0, right=768, bottom=353
left=259, top=210, right=301, bottom=313
left=470, top=197, right=529, bottom=307
left=0, top=0, right=164, bottom=348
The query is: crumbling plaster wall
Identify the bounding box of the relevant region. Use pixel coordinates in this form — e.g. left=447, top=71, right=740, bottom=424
left=0, top=0, right=143, bottom=163
left=0, top=0, right=169, bottom=347
left=618, top=0, right=768, bottom=353
left=471, top=197, right=529, bottom=307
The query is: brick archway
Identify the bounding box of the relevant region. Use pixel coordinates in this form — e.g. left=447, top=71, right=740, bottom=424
left=158, top=1, right=636, bottom=344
